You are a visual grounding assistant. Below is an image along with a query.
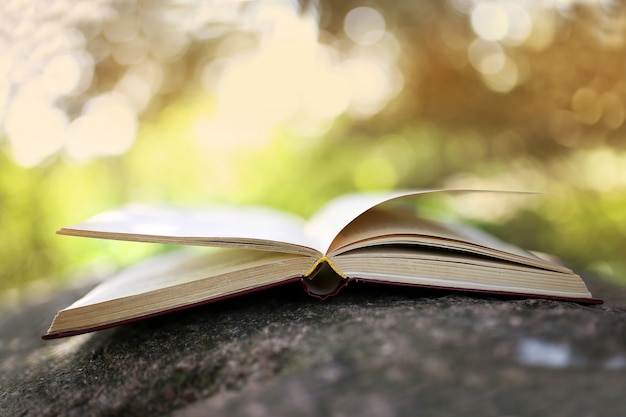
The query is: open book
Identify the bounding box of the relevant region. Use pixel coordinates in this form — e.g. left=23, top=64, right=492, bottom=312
left=43, top=190, right=600, bottom=339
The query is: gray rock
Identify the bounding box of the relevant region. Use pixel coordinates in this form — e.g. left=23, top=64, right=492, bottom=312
left=1, top=275, right=625, bottom=417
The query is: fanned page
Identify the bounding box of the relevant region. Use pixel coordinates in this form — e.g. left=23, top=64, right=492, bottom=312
left=308, top=191, right=595, bottom=301
left=305, top=189, right=442, bottom=253
left=58, top=204, right=323, bottom=256
left=305, top=189, right=555, bottom=269
left=326, top=204, right=568, bottom=273
left=59, top=190, right=536, bottom=262
left=57, top=190, right=440, bottom=256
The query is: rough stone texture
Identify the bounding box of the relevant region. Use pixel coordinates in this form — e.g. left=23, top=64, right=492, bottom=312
left=1, top=272, right=625, bottom=417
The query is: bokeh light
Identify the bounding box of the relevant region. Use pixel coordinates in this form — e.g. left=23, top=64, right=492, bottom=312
left=4, top=81, right=67, bottom=167
left=195, top=2, right=402, bottom=148
left=344, top=7, right=386, bottom=45
left=0, top=0, right=625, bottom=294
left=470, top=2, right=510, bottom=42
left=0, top=0, right=403, bottom=164
left=65, top=93, right=137, bottom=161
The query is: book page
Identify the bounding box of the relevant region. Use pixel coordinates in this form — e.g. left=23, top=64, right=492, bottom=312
left=46, top=248, right=317, bottom=336
left=327, top=206, right=566, bottom=272
left=58, top=204, right=322, bottom=256
left=331, top=247, right=592, bottom=300
left=306, top=190, right=439, bottom=253
left=67, top=248, right=306, bottom=308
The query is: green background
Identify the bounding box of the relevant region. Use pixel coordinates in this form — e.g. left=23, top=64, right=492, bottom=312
left=1, top=1, right=625, bottom=301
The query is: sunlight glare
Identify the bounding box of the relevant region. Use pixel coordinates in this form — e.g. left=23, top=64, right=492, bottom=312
left=342, top=58, right=392, bottom=117
left=218, top=53, right=301, bottom=127
left=197, top=2, right=335, bottom=148
left=301, top=46, right=352, bottom=120
left=4, top=81, right=67, bottom=167
left=65, top=93, right=137, bottom=161
left=191, top=1, right=402, bottom=149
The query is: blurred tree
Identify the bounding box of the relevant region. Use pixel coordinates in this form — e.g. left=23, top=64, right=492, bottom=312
left=0, top=0, right=625, bottom=294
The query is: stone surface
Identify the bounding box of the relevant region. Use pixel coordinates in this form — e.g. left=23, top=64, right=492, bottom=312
left=1, top=273, right=625, bottom=417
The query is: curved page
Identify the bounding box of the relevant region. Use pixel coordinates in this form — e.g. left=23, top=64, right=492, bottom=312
left=305, top=189, right=439, bottom=254
left=324, top=204, right=564, bottom=272
left=58, top=204, right=321, bottom=256
left=306, top=189, right=553, bottom=270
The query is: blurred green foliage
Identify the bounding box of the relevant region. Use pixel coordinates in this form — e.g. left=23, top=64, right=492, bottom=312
left=2, top=94, right=625, bottom=295
left=1, top=0, right=626, bottom=297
